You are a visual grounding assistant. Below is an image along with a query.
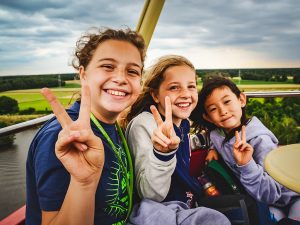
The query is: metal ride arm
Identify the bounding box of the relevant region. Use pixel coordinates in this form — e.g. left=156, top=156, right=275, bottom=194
left=136, top=0, right=165, bottom=49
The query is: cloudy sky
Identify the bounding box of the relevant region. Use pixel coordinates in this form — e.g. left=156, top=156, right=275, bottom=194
left=1, top=0, right=300, bottom=76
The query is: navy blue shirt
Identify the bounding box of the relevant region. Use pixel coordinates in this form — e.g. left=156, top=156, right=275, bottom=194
left=163, top=119, right=203, bottom=206
left=26, top=102, right=131, bottom=225
left=150, top=114, right=203, bottom=207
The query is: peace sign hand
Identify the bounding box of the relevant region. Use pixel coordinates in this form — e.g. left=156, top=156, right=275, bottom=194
left=42, top=81, right=104, bottom=186
left=233, top=126, right=254, bottom=166
left=150, top=96, right=180, bottom=153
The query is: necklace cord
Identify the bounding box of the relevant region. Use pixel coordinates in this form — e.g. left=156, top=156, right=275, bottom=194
left=90, top=113, right=133, bottom=222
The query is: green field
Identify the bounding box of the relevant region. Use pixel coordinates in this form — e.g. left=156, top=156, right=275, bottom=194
left=0, top=79, right=299, bottom=112
left=0, top=88, right=80, bottom=111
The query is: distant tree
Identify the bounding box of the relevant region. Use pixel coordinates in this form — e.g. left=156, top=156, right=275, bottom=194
left=19, top=107, right=36, bottom=115
left=0, top=96, right=19, bottom=114
left=293, top=75, right=300, bottom=84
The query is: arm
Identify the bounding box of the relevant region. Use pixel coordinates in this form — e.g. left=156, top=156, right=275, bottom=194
left=40, top=84, right=104, bottom=225
left=126, top=112, right=177, bottom=201
left=42, top=177, right=98, bottom=225
left=235, top=132, right=283, bottom=204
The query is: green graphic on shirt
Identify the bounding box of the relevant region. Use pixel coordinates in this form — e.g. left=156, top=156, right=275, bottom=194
left=104, top=145, right=130, bottom=220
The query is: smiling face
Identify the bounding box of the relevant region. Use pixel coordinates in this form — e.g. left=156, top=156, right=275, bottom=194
left=151, top=65, right=198, bottom=126
left=80, top=39, right=143, bottom=123
left=203, top=86, right=246, bottom=133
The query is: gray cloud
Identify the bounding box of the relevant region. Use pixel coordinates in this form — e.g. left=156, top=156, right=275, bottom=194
left=0, top=0, right=299, bottom=75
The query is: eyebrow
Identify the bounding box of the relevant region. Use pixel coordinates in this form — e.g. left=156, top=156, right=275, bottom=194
left=97, top=58, right=142, bottom=69
left=168, top=81, right=196, bottom=85
left=206, top=94, right=231, bottom=108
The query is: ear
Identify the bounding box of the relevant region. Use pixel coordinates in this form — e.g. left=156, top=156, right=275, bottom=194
left=239, top=92, right=247, bottom=107
left=79, top=66, right=86, bottom=81
left=150, top=89, right=159, bottom=103
left=203, top=113, right=213, bottom=123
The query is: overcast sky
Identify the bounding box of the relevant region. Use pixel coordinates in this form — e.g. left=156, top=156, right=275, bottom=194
left=1, top=0, right=300, bottom=76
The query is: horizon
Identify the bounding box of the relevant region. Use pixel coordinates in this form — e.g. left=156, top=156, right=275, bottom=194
left=1, top=67, right=300, bottom=78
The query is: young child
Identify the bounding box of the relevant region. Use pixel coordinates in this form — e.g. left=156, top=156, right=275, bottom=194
left=125, top=55, right=230, bottom=224
left=190, top=76, right=300, bottom=221
left=26, top=27, right=145, bottom=225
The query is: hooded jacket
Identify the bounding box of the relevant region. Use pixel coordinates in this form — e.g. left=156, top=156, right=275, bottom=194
left=210, top=116, right=299, bottom=207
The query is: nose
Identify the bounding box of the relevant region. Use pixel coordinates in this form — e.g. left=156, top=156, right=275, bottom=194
left=219, top=107, right=228, bottom=116
left=112, top=68, right=127, bottom=85
left=180, top=88, right=192, bottom=98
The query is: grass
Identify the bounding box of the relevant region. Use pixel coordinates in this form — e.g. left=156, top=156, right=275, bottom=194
left=0, top=79, right=299, bottom=112
left=0, top=88, right=80, bottom=111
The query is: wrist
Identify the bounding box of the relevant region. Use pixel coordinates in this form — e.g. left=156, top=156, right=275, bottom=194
left=70, top=172, right=101, bottom=191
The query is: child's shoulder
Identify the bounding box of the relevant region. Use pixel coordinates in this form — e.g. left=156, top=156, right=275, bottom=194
left=127, top=111, right=155, bottom=128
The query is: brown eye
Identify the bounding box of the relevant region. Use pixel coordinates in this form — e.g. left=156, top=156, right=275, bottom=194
left=128, top=69, right=140, bottom=77
left=101, top=64, right=114, bottom=71
left=170, top=86, right=179, bottom=90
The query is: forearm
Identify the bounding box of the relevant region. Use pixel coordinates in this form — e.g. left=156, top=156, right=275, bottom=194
left=238, top=159, right=282, bottom=204
left=136, top=149, right=176, bottom=201
left=42, top=176, right=100, bottom=225
left=126, top=113, right=176, bottom=201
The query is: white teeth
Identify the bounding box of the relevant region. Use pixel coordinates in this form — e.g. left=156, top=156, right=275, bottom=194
left=177, top=103, right=190, bottom=107
left=107, top=90, right=126, bottom=96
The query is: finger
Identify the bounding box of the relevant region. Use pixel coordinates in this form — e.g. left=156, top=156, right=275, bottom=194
left=55, top=132, right=80, bottom=153
left=169, top=135, right=180, bottom=147
left=150, top=105, right=163, bottom=126
left=234, top=140, right=243, bottom=150
left=213, top=154, right=219, bottom=160
left=152, top=136, right=168, bottom=148
left=57, top=129, right=87, bottom=151
left=235, top=130, right=241, bottom=143
left=41, top=88, right=72, bottom=128
left=240, top=143, right=253, bottom=152
left=164, top=96, right=172, bottom=124
left=153, top=129, right=171, bottom=145
left=239, top=142, right=248, bottom=151
left=241, top=126, right=246, bottom=142
left=78, top=81, right=91, bottom=126
left=73, top=142, right=88, bottom=151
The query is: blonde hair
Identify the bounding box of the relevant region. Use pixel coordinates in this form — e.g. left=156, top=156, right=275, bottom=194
left=123, top=55, right=196, bottom=128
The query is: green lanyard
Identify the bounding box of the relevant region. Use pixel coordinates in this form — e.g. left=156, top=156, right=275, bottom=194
left=90, top=113, right=134, bottom=222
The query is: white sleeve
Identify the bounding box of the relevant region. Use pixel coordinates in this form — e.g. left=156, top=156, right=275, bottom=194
left=125, top=112, right=177, bottom=202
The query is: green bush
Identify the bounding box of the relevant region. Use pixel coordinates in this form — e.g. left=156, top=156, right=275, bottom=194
left=19, top=107, right=36, bottom=115
left=0, top=121, right=15, bottom=147
left=246, top=97, right=300, bottom=145
left=0, top=96, right=19, bottom=114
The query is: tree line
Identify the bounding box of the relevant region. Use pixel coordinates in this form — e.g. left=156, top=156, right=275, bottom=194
left=0, top=73, right=76, bottom=92
left=196, top=68, right=300, bottom=83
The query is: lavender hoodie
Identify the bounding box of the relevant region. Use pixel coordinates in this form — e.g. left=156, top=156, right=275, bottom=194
left=210, top=116, right=299, bottom=207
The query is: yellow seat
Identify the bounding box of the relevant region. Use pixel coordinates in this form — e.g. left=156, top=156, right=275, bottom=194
left=264, top=143, right=300, bottom=194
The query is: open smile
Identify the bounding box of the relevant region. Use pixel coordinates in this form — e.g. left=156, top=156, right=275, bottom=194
left=175, top=102, right=191, bottom=108
left=105, top=89, right=129, bottom=97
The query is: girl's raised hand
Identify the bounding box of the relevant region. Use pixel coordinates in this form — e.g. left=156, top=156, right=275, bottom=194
left=205, top=149, right=219, bottom=162
left=233, top=126, right=254, bottom=166
left=150, top=96, right=180, bottom=153
left=42, top=81, right=104, bottom=185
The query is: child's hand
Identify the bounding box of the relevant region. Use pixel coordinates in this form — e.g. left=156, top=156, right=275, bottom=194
left=233, top=126, right=254, bottom=166
left=150, top=96, right=180, bottom=153
left=42, top=81, right=104, bottom=186
left=206, top=149, right=218, bottom=162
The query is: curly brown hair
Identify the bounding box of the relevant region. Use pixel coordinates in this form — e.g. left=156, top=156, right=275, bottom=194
left=72, top=27, right=146, bottom=70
